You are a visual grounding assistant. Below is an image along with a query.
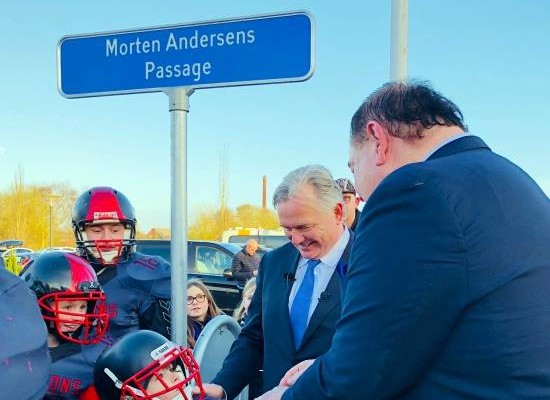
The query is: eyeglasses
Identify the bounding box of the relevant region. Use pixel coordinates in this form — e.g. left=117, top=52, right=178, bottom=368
left=343, top=195, right=354, bottom=203
left=187, top=294, right=206, bottom=305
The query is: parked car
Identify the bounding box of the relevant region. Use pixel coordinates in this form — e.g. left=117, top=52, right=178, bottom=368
left=136, top=239, right=263, bottom=314
left=1, top=246, right=37, bottom=274
left=41, top=246, right=76, bottom=253
left=0, top=239, right=26, bottom=256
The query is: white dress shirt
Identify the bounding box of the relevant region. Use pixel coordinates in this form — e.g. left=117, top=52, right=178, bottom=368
left=288, top=228, right=350, bottom=323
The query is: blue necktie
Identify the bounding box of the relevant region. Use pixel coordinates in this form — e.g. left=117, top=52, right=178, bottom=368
left=290, top=259, right=321, bottom=349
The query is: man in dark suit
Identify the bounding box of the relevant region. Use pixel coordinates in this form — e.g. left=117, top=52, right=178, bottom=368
left=196, top=165, right=353, bottom=399
left=259, top=82, right=550, bottom=400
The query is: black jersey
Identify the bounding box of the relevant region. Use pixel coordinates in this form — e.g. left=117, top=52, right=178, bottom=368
left=45, top=335, right=114, bottom=400
left=96, top=252, right=171, bottom=339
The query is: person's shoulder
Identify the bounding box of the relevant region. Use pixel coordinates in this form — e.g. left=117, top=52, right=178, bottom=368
left=121, top=252, right=171, bottom=282
left=0, top=267, right=35, bottom=304
left=0, top=266, right=21, bottom=290
left=373, top=159, right=461, bottom=205
left=389, top=160, right=442, bottom=184
left=233, top=249, right=248, bottom=261
left=81, top=335, right=116, bottom=363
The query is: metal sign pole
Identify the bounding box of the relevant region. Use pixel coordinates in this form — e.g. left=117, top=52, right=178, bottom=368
left=57, top=10, right=315, bottom=355
left=167, top=87, right=193, bottom=345
left=390, top=0, right=408, bottom=82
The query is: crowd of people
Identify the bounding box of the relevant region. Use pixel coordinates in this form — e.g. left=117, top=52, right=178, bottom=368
left=0, top=183, right=261, bottom=399
left=1, top=81, right=549, bottom=400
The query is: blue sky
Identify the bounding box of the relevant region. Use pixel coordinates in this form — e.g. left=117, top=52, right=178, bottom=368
left=1, top=1, right=548, bottom=231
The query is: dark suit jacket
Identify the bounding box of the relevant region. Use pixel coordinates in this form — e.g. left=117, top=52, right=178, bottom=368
left=212, top=232, right=353, bottom=399
left=283, top=136, right=550, bottom=400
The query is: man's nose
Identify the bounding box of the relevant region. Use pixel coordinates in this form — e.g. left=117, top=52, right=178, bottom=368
left=68, top=313, right=85, bottom=321
left=103, top=230, right=119, bottom=240
left=290, top=231, right=304, bottom=246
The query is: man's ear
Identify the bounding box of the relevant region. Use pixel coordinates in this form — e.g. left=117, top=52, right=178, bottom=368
left=334, top=202, right=344, bottom=223
left=367, top=121, right=390, bottom=166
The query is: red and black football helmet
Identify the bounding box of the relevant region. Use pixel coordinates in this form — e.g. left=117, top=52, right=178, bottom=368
left=21, top=251, right=109, bottom=344
left=94, top=330, right=205, bottom=400
left=72, top=187, right=137, bottom=266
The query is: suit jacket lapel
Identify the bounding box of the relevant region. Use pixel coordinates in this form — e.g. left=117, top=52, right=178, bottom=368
left=299, top=232, right=354, bottom=349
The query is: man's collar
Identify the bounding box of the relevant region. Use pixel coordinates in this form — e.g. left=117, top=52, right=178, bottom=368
left=423, top=132, right=471, bottom=161
left=426, top=134, right=490, bottom=161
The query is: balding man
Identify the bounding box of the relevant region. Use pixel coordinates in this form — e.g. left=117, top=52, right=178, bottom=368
left=260, top=81, right=550, bottom=400
left=231, top=239, right=260, bottom=286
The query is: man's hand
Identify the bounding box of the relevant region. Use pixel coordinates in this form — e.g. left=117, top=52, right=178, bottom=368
left=192, top=383, right=225, bottom=399
left=279, top=359, right=315, bottom=387
left=254, top=385, right=288, bottom=400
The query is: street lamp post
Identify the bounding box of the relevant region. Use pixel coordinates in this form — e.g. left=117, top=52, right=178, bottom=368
left=45, top=193, right=61, bottom=250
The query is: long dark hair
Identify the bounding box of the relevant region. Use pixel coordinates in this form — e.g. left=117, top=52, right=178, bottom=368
left=186, top=279, right=222, bottom=348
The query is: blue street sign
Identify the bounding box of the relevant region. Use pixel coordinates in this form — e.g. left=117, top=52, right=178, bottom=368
left=57, top=11, right=315, bottom=98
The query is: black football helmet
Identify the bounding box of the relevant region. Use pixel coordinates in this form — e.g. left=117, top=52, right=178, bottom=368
left=72, top=186, right=137, bottom=266
left=21, top=251, right=109, bottom=344
left=94, top=330, right=205, bottom=400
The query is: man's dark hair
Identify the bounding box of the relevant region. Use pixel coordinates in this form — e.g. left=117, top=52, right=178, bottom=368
left=350, top=81, right=467, bottom=142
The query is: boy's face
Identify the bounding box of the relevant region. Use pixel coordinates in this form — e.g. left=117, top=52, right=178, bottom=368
left=145, top=363, right=187, bottom=400
left=56, top=299, right=87, bottom=333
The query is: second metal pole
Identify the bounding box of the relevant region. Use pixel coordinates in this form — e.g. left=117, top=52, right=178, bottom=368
left=390, top=0, right=409, bottom=82
left=167, top=87, right=193, bottom=346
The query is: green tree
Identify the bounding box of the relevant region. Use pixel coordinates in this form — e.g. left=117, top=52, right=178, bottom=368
left=188, top=204, right=279, bottom=240
left=0, top=170, right=76, bottom=250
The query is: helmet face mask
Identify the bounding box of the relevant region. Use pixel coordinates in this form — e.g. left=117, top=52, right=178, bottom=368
left=95, top=331, right=205, bottom=400
left=72, top=187, right=137, bottom=266
left=117, top=345, right=201, bottom=400
left=22, top=251, right=110, bottom=345
left=77, top=234, right=127, bottom=266
left=40, top=291, right=109, bottom=345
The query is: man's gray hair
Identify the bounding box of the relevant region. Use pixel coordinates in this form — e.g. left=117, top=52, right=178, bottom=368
left=273, top=165, right=343, bottom=212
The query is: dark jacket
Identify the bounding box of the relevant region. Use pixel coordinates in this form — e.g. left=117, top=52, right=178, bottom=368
left=349, top=208, right=362, bottom=232
left=283, top=136, right=550, bottom=400
left=213, top=233, right=353, bottom=398
left=231, top=249, right=259, bottom=285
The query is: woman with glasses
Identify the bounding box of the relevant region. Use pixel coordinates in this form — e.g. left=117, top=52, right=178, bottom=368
left=186, top=279, right=222, bottom=348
